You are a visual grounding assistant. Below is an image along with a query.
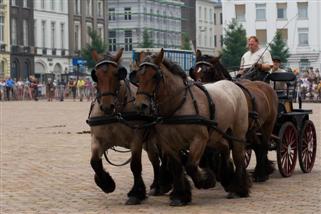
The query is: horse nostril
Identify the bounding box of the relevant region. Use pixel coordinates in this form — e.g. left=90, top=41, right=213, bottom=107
left=110, top=104, right=115, bottom=110
left=141, top=103, right=148, bottom=112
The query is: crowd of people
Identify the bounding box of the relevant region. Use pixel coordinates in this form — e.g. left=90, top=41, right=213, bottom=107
left=0, top=76, right=96, bottom=102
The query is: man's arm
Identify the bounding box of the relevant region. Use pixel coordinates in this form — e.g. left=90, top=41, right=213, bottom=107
left=258, top=51, right=273, bottom=72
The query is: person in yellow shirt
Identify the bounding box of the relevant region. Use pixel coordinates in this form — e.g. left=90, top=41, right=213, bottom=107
left=77, top=77, right=85, bottom=101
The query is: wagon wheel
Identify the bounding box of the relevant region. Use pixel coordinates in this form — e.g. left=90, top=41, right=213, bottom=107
left=298, top=120, right=317, bottom=173
left=244, top=148, right=252, bottom=168
left=277, top=122, right=298, bottom=177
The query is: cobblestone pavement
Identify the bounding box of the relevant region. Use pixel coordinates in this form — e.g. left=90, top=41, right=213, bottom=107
left=1, top=101, right=320, bottom=214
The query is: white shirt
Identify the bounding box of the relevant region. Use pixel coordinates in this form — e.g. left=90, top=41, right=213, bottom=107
left=240, top=48, right=273, bottom=70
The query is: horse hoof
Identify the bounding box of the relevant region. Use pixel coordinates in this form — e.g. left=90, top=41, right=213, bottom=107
left=148, top=188, right=162, bottom=196
left=226, top=192, right=240, bottom=199
left=94, top=174, right=115, bottom=193
left=253, top=175, right=268, bottom=183
left=170, top=199, right=188, bottom=206
left=125, top=197, right=142, bottom=205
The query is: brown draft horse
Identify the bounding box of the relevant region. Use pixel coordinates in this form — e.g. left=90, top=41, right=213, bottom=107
left=131, top=49, right=251, bottom=206
left=89, top=49, right=171, bottom=205
left=191, top=49, right=279, bottom=182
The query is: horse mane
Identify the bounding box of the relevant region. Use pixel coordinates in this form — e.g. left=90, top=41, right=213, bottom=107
left=145, top=54, right=187, bottom=80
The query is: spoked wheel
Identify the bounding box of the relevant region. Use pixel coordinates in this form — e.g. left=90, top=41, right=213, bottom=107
left=298, top=120, right=317, bottom=173
left=244, top=148, right=252, bottom=168
left=277, top=122, right=298, bottom=177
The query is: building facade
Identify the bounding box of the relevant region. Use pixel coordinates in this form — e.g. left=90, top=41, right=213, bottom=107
left=222, top=0, right=321, bottom=70
left=68, top=0, right=108, bottom=62
left=108, top=0, right=183, bottom=67
left=10, top=0, right=34, bottom=81
left=0, top=0, right=10, bottom=79
left=181, top=0, right=196, bottom=50
left=195, top=0, right=215, bottom=55
left=34, top=0, right=69, bottom=81
left=213, top=0, right=223, bottom=56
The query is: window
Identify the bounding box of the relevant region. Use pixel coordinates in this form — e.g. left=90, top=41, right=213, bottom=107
left=51, top=22, right=56, bottom=48
left=124, top=30, right=132, bottom=51
left=298, top=28, right=309, bottom=46
left=11, top=18, right=17, bottom=45
left=60, top=23, right=64, bottom=49
left=214, top=13, right=216, bottom=25
left=256, top=29, right=267, bottom=45
left=256, top=3, right=266, bottom=20
left=34, top=20, right=37, bottom=46
left=97, top=0, right=103, bottom=18
left=41, top=0, right=45, bottom=9
left=109, top=8, right=115, bottom=20
left=277, top=28, right=288, bottom=43
left=220, top=35, right=223, bottom=47
left=12, top=0, right=16, bottom=6
left=235, top=4, right=245, bottom=22
left=86, top=23, right=92, bottom=43
left=41, top=20, right=46, bottom=48
left=143, top=7, right=147, bottom=21
left=209, top=9, right=212, bottom=23
left=0, top=61, right=4, bottom=77
left=97, top=24, right=104, bottom=40
left=51, top=0, right=55, bottom=11
left=60, top=0, right=63, bottom=11
left=86, top=0, right=92, bottom=16
left=0, top=16, right=3, bottom=44
left=75, top=0, right=80, bottom=15
left=108, top=31, right=116, bottom=52
left=74, top=23, right=80, bottom=50
left=277, top=3, right=287, bottom=19
left=23, top=0, right=27, bottom=8
left=214, top=35, right=217, bottom=47
left=298, top=2, right=308, bottom=19
left=198, top=6, right=201, bottom=19
left=124, top=7, right=131, bottom=20
left=220, top=13, right=222, bottom=25
left=150, top=9, right=153, bottom=22
left=23, top=19, right=28, bottom=46
left=204, top=8, right=207, bottom=21
left=163, top=11, right=166, bottom=24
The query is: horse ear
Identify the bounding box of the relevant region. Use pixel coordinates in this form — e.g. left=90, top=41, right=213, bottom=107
left=139, top=51, right=146, bottom=65
left=155, top=48, right=164, bottom=65
left=92, top=50, right=103, bottom=62
left=196, top=49, right=202, bottom=60
left=113, top=48, right=124, bottom=62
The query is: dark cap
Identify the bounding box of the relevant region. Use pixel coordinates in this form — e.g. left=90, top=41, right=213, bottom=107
left=272, top=56, right=281, bottom=62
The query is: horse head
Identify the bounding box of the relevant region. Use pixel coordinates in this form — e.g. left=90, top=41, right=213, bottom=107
left=190, top=49, right=232, bottom=83
left=131, top=49, right=164, bottom=115
left=91, top=48, right=127, bottom=114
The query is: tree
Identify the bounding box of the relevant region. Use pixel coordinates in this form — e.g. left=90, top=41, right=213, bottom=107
left=140, top=28, right=154, bottom=48
left=181, top=32, right=191, bottom=50
left=81, top=29, right=108, bottom=69
left=221, top=19, right=247, bottom=70
left=269, top=31, right=290, bottom=63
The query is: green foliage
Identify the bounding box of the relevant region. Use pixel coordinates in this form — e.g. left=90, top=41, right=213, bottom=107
left=140, top=28, right=154, bottom=48
left=269, top=31, right=290, bottom=63
left=181, top=32, right=191, bottom=50
left=81, top=29, right=108, bottom=69
left=221, top=19, right=247, bottom=70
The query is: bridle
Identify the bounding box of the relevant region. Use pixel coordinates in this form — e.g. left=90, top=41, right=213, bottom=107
left=135, top=61, right=163, bottom=114
left=93, top=59, right=129, bottom=112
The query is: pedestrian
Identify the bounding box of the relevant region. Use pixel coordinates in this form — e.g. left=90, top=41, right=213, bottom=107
left=57, top=78, right=66, bottom=101
left=238, top=36, right=273, bottom=82
left=5, top=77, right=15, bottom=101
left=46, top=78, right=55, bottom=102
left=77, top=77, right=85, bottom=101
left=84, top=77, right=93, bottom=101
left=68, top=78, right=77, bottom=101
